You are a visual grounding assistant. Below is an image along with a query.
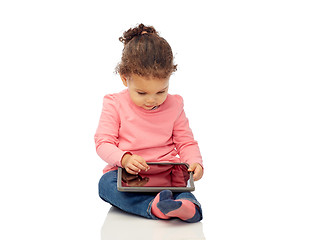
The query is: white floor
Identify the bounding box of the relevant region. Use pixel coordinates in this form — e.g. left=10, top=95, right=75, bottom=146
left=101, top=206, right=206, bottom=240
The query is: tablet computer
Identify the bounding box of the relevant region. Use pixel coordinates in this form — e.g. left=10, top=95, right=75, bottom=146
left=117, top=162, right=195, bottom=192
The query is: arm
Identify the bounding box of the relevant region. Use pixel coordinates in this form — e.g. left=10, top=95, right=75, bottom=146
left=94, top=94, right=128, bottom=167
left=172, top=97, right=203, bottom=180
left=94, top=95, right=149, bottom=172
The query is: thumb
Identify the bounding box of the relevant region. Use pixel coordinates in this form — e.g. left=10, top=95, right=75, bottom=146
left=188, top=163, right=197, bottom=172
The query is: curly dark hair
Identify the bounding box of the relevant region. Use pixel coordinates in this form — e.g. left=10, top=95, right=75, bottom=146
left=115, top=23, right=177, bottom=79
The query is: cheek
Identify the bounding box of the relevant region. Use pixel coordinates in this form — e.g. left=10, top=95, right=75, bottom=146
left=160, top=94, right=168, bottom=103
left=131, top=94, right=144, bottom=105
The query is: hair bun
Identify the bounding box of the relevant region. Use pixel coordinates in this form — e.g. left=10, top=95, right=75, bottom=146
left=119, top=23, right=158, bottom=44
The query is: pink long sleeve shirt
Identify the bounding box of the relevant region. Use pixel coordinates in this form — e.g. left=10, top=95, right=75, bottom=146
left=94, top=89, right=203, bottom=173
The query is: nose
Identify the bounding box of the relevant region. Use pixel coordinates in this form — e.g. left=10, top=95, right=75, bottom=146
left=146, top=95, right=156, bottom=104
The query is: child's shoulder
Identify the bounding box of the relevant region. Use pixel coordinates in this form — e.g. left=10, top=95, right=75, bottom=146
left=102, top=90, right=128, bottom=107
left=166, top=93, right=184, bottom=108
left=103, top=89, right=127, bottom=100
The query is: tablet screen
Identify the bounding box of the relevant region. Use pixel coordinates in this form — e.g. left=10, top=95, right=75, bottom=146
left=120, top=163, right=191, bottom=188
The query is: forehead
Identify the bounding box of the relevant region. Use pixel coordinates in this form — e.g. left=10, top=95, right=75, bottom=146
left=129, top=74, right=169, bottom=92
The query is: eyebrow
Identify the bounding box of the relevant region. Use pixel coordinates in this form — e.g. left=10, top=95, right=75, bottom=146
left=136, top=86, right=168, bottom=93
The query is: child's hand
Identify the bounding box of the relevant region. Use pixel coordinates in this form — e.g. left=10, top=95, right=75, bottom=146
left=188, top=163, right=203, bottom=181
left=121, top=153, right=150, bottom=175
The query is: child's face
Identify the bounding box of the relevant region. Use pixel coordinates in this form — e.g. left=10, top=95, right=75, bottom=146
left=121, top=74, right=169, bottom=110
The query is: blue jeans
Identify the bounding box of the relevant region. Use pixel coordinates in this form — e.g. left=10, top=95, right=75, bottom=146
left=98, top=170, right=203, bottom=220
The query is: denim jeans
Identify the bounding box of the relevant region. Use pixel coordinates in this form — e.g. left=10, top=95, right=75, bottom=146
left=98, top=170, right=203, bottom=220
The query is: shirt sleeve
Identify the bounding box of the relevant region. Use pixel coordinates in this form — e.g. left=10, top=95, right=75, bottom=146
left=172, top=96, right=203, bottom=167
left=94, top=94, right=128, bottom=167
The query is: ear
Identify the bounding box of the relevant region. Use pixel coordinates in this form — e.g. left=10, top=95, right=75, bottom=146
left=120, top=74, right=128, bottom=87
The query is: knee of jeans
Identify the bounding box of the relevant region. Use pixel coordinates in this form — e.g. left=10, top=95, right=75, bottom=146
left=98, top=171, right=117, bottom=198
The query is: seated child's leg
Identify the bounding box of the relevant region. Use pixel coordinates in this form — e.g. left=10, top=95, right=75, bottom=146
left=98, top=170, right=156, bottom=219
left=173, top=192, right=203, bottom=223
left=151, top=190, right=172, bottom=219
left=151, top=191, right=203, bottom=223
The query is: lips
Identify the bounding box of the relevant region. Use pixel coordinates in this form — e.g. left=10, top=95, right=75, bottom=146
left=144, top=105, right=155, bottom=109
left=144, top=105, right=159, bottom=110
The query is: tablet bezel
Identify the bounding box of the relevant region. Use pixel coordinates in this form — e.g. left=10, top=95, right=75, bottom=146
left=117, top=162, right=195, bottom=192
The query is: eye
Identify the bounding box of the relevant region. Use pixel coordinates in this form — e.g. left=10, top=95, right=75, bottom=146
left=137, top=92, right=146, bottom=95
left=157, top=91, right=166, bottom=94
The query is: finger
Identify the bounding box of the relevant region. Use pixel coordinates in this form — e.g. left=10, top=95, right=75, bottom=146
left=133, top=156, right=150, bottom=171
left=125, top=167, right=138, bottom=175
left=128, top=164, right=141, bottom=173
left=188, top=164, right=197, bottom=172
left=136, top=157, right=150, bottom=170
left=193, top=168, right=203, bottom=181
left=126, top=163, right=141, bottom=174
left=193, top=171, right=200, bottom=181
left=132, top=161, right=147, bottom=171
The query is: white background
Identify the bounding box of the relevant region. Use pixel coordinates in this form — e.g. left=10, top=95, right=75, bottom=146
left=0, top=0, right=321, bottom=239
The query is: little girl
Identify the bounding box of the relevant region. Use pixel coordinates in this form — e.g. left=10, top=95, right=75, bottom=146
left=95, top=24, right=204, bottom=223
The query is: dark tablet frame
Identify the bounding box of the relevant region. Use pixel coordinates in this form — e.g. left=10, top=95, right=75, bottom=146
left=117, top=162, right=195, bottom=192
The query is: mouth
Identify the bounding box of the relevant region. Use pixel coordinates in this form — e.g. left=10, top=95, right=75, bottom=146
left=144, top=104, right=154, bottom=108
left=144, top=105, right=159, bottom=110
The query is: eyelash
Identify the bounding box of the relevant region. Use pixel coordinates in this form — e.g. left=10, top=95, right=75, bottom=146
left=137, top=91, right=165, bottom=95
